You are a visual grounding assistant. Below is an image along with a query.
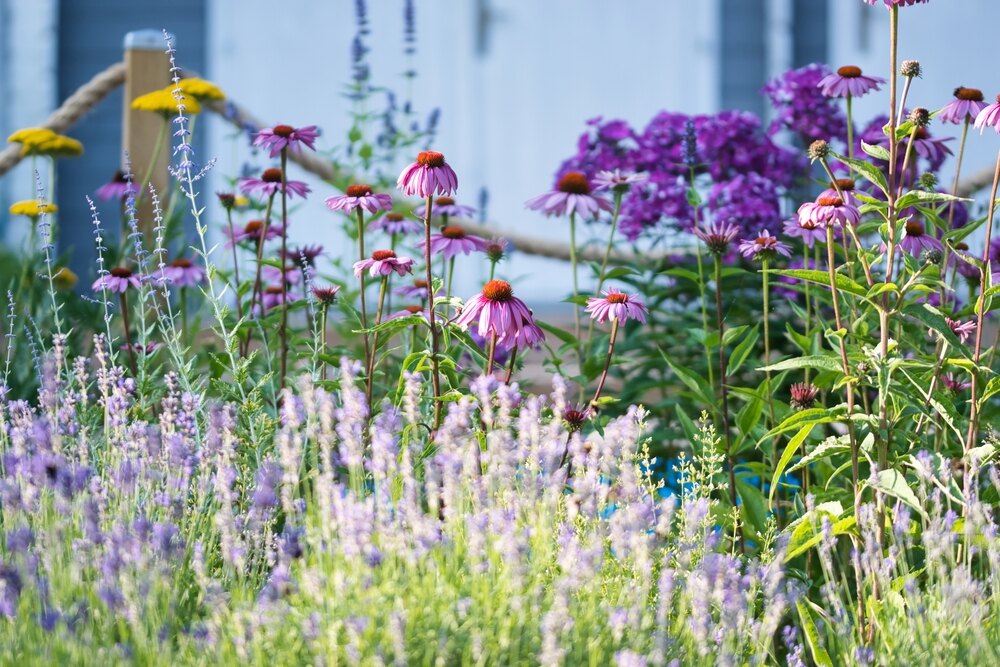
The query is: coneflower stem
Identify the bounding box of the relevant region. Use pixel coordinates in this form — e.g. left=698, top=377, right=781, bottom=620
left=504, top=345, right=519, bottom=385
left=846, top=94, right=855, bottom=162
left=587, top=191, right=624, bottom=358
left=366, top=275, right=389, bottom=406
left=279, top=149, right=289, bottom=392
left=713, top=256, right=741, bottom=552
left=356, top=208, right=371, bottom=369
left=320, top=305, right=329, bottom=382
left=568, top=212, right=583, bottom=371
left=225, top=208, right=244, bottom=321
left=119, top=292, right=138, bottom=376
left=423, top=196, right=443, bottom=427
left=135, top=118, right=168, bottom=210
left=446, top=257, right=456, bottom=314
left=180, top=287, right=188, bottom=342
left=486, top=331, right=498, bottom=376
left=245, top=193, right=276, bottom=354
left=942, top=119, right=971, bottom=309
left=825, top=225, right=862, bottom=522
left=761, top=259, right=777, bottom=428
left=964, top=146, right=1000, bottom=467
left=591, top=317, right=619, bottom=406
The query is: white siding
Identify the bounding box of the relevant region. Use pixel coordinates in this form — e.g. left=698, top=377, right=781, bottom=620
left=207, top=0, right=721, bottom=305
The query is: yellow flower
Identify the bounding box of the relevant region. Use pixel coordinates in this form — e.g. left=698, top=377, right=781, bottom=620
left=22, top=134, right=84, bottom=158
left=178, top=78, right=225, bottom=101
left=8, top=127, right=57, bottom=146
left=52, top=267, right=78, bottom=291
left=234, top=194, right=250, bottom=209
left=131, top=89, right=202, bottom=115
left=9, top=199, right=58, bottom=217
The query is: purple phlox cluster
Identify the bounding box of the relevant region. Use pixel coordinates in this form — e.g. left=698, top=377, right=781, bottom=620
left=762, top=64, right=848, bottom=145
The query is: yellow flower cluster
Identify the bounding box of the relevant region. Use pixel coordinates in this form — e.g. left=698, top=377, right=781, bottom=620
left=52, top=267, right=79, bottom=291
left=131, top=89, right=202, bottom=115
left=7, top=127, right=83, bottom=157
left=130, top=78, right=225, bottom=116
left=9, top=199, right=58, bottom=217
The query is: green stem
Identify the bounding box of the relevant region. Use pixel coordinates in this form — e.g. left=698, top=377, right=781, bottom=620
left=320, top=306, right=329, bottom=382
left=366, top=275, right=389, bottom=407
left=446, top=257, right=456, bottom=315
left=356, top=208, right=371, bottom=369
left=846, top=94, right=854, bottom=162
left=279, top=149, right=289, bottom=392
left=586, top=191, right=624, bottom=358
left=135, top=118, right=169, bottom=210
left=713, top=256, right=741, bottom=552
left=568, top=212, right=582, bottom=371
left=423, top=196, right=443, bottom=427
left=591, top=317, right=619, bottom=406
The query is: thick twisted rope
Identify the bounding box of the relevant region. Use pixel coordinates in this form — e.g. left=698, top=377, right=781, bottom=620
left=2, top=59, right=993, bottom=262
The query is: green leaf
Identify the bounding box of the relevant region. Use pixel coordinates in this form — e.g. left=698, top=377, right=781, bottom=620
left=736, top=386, right=765, bottom=441
left=796, top=600, right=835, bottom=667
left=860, top=140, right=891, bottom=162
left=662, top=267, right=702, bottom=284
left=896, top=189, right=970, bottom=211
left=758, top=355, right=843, bottom=374
left=537, top=321, right=577, bottom=346
left=769, top=423, right=814, bottom=508
left=727, top=326, right=759, bottom=375
left=833, top=153, right=888, bottom=194
left=902, top=303, right=967, bottom=352
left=759, top=406, right=847, bottom=444
left=788, top=435, right=849, bottom=473
left=979, top=376, right=1000, bottom=408
left=660, top=349, right=714, bottom=407
left=871, top=469, right=927, bottom=519
left=771, top=269, right=866, bottom=298
left=736, top=478, right=768, bottom=533
left=675, top=405, right=699, bottom=443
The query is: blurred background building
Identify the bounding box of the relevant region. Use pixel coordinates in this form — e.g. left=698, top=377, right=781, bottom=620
left=0, top=0, right=995, bottom=303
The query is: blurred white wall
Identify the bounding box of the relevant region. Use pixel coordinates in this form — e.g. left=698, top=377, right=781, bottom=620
left=207, top=0, right=721, bottom=307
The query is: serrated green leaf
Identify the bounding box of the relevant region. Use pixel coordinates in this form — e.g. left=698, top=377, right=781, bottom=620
left=833, top=153, right=888, bottom=194
left=860, top=140, right=891, bottom=162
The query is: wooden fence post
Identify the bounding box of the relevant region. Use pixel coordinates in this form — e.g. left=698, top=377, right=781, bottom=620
left=122, top=30, right=171, bottom=240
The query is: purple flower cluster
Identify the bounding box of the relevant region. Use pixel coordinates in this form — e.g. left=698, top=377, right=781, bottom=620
left=762, top=64, right=848, bottom=145
left=557, top=111, right=802, bottom=240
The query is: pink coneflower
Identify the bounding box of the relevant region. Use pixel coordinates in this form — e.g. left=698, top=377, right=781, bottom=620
left=227, top=219, right=284, bottom=247
left=95, top=170, right=131, bottom=201
left=907, top=127, right=953, bottom=166
left=738, top=230, right=792, bottom=261
left=396, top=279, right=434, bottom=300
left=253, top=124, right=319, bottom=158
left=421, top=226, right=489, bottom=260
left=863, top=0, right=929, bottom=6
left=414, top=196, right=476, bottom=219
left=818, top=65, right=885, bottom=98
left=313, top=285, right=340, bottom=306
left=789, top=383, right=820, bottom=411
left=945, top=318, right=976, bottom=344
left=239, top=168, right=311, bottom=199
left=325, top=184, right=392, bottom=214
left=454, top=280, right=545, bottom=350
left=396, top=150, right=458, bottom=198
left=353, top=249, right=415, bottom=278
left=259, top=285, right=292, bottom=313
left=288, top=244, right=324, bottom=267
left=797, top=196, right=861, bottom=229
left=161, top=258, right=205, bottom=288
left=387, top=304, right=429, bottom=321
left=263, top=263, right=303, bottom=286
left=819, top=179, right=859, bottom=207
left=370, top=212, right=422, bottom=236
left=562, top=407, right=590, bottom=433
left=585, top=288, right=648, bottom=324
left=485, top=237, right=510, bottom=264
left=782, top=216, right=828, bottom=249
left=525, top=171, right=613, bottom=219
left=974, top=94, right=1000, bottom=133
left=592, top=169, right=649, bottom=194
left=940, top=87, right=987, bottom=125
left=899, top=220, right=942, bottom=256
left=942, top=373, right=970, bottom=393
left=122, top=342, right=162, bottom=355
left=92, top=267, right=142, bottom=293
left=692, top=221, right=740, bottom=255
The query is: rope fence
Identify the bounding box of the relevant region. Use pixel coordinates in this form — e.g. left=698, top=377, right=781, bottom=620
left=1, top=59, right=994, bottom=266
